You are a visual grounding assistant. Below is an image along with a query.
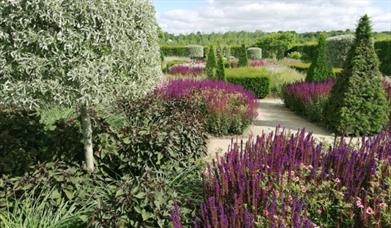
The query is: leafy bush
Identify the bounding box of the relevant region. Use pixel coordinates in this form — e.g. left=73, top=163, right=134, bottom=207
left=0, top=161, right=204, bottom=228
left=282, top=78, right=335, bottom=122
left=306, top=34, right=334, bottom=82
left=247, top=47, right=262, bottom=59
left=375, top=40, right=391, bottom=75
left=113, top=95, right=207, bottom=175
left=156, top=79, right=258, bottom=135
left=0, top=109, right=84, bottom=176
left=325, top=15, right=390, bottom=136
left=287, top=44, right=318, bottom=61
left=173, top=128, right=391, bottom=227
left=160, top=46, right=190, bottom=57
left=187, top=45, right=204, bottom=59
left=256, top=32, right=297, bottom=59
left=325, top=35, right=355, bottom=68
left=287, top=51, right=302, bottom=59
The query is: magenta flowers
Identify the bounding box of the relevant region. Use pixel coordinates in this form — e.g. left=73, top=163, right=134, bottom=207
left=172, top=128, right=391, bottom=227
left=168, top=64, right=205, bottom=76
left=249, top=59, right=269, bottom=67
left=155, top=79, right=258, bottom=135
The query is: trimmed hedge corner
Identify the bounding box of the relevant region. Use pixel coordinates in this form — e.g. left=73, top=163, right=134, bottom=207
left=227, top=76, right=270, bottom=99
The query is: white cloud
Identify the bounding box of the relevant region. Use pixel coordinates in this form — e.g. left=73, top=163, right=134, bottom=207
left=157, top=0, right=391, bottom=34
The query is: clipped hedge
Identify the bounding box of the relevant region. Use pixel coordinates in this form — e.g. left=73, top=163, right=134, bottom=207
left=325, top=35, right=355, bottom=68
left=247, top=47, right=262, bottom=59
left=227, top=76, right=270, bottom=99
left=230, top=46, right=242, bottom=58
left=160, top=46, right=190, bottom=57
left=375, top=40, right=391, bottom=75
left=289, top=40, right=391, bottom=75
left=187, top=45, right=204, bottom=58
left=286, top=44, right=317, bottom=61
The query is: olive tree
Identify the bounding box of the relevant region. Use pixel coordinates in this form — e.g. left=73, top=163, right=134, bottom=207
left=0, top=0, right=161, bottom=171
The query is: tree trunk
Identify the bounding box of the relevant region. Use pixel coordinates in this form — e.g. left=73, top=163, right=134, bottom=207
left=80, top=103, right=94, bottom=172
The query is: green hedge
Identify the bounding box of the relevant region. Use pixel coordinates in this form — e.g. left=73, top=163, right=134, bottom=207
left=161, top=46, right=190, bottom=57
left=286, top=44, right=317, bottom=61
left=288, top=40, right=391, bottom=75
left=230, top=46, right=242, bottom=58
left=375, top=40, right=391, bottom=75
left=227, top=76, right=270, bottom=99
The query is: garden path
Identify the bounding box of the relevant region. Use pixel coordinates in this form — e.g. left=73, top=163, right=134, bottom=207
left=206, top=98, right=335, bottom=160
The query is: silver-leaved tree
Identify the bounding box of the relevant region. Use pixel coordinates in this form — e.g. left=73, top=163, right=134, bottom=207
left=0, top=0, right=161, bottom=171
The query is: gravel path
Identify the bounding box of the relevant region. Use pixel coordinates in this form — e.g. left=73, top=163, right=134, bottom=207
left=206, top=98, right=335, bottom=160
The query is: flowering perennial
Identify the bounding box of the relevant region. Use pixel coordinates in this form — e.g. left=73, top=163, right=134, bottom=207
left=172, top=128, right=391, bottom=227
left=168, top=64, right=205, bottom=76
left=156, top=79, right=258, bottom=135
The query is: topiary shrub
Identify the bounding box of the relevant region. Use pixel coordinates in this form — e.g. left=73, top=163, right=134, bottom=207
left=326, top=35, right=355, bottom=68
left=247, top=47, right=262, bottom=59
left=206, top=45, right=217, bottom=79
left=215, top=49, right=226, bottom=81
left=187, top=45, right=204, bottom=59
left=325, top=15, right=390, bottom=136
left=238, top=44, right=249, bottom=67
left=306, top=34, right=334, bottom=82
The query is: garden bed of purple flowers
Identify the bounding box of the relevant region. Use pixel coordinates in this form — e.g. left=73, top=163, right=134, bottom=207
left=282, top=79, right=391, bottom=123
left=155, top=79, right=258, bottom=135
left=172, top=127, right=391, bottom=227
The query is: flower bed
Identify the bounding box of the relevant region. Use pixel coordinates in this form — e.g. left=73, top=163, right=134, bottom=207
left=172, top=128, right=391, bottom=227
left=168, top=63, right=205, bottom=76
left=282, top=78, right=334, bottom=122
left=282, top=79, right=391, bottom=124
left=155, top=79, right=258, bottom=135
left=249, top=59, right=268, bottom=67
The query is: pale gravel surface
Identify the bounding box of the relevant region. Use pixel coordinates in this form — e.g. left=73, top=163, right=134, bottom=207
left=206, top=98, right=338, bottom=161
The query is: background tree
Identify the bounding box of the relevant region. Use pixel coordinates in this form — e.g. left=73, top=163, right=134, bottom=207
left=0, top=0, right=161, bottom=171
left=325, top=15, right=389, bottom=136
left=238, top=44, right=248, bottom=67
left=206, top=45, right=217, bottom=79
left=215, top=48, right=226, bottom=81
left=306, top=33, right=334, bottom=82
left=256, top=32, right=297, bottom=59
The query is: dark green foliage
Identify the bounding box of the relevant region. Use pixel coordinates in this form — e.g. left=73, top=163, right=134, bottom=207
left=375, top=40, right=391, bottom=75
left=0, top=161, right=203, bottom=227
left=215, top=49, right=226, bottom=81
left=206, top=45, right=217, bottom=79
left=286, top=44, right=318, bottom=62
left=325, top=15, right=390, bottom=136
left=227, top=76, right=270, bottom=98
left=230, top=46, right=242, bottom=58
left=306, top=34, right=334, bottom=82
left=0, top=110, right=83, bottom=176
left=0, top=110, right=47, bottom=176
left=160, top=46, right=190, bottom=57
left=238, top=44, right=249, bottom=67
left=111, top=95, right=207, bottom=175
left=288, top=40, right=391, bottom=75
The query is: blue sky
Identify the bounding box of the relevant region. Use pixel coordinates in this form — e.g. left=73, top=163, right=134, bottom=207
left=153, top=0, right=391, bottom=34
